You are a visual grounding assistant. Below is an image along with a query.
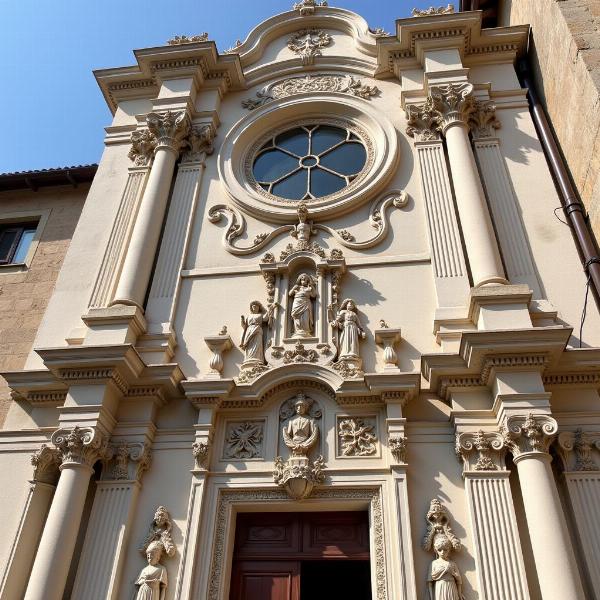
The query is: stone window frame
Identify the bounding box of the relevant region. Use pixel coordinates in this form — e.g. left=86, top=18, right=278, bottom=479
left=0, top=208, right=50, bottom=274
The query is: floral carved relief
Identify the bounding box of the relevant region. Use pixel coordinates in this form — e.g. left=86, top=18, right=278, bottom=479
left=51, top=426, right=107, bottom=468
left=502, top=413, right=558, bottom=459
left=293, top=0, right=328, bottom=15
left=242, top=75, right=379, bottom=110
left=192, top=441, right=210, bottom=469
left=557, top=429, right=600, bottom=472
left=129, top=129, right=157, bottom=165
left=456, top=430, right=506, bottom=472
left=224, top=421, right=264, bottom=460
left=338, top=417, right=378, bottom=456
left=103, top=442, right=152, bottom=481
left=389, top=436, right=407, bottom=463
left=287, top=29, right=332, bottom=65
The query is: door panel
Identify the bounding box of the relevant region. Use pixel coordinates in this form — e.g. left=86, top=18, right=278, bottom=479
left=230, top=561, right=300, bottom=600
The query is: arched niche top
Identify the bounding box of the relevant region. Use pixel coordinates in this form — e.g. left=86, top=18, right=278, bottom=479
left=228, top=6, right=379, bottom=70
left=218, top=94, right=399, bottom=223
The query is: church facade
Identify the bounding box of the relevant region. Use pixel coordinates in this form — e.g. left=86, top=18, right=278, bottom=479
left=1, top=3, right=600, bottom=600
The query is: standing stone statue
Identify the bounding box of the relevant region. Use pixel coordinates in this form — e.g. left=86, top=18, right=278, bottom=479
left=330, top=298, right=366, bottom=359
left=240, top=300, right=274, bottom=365
left=427, top=536, right=464, bottom=600
left=289, top=273, right=317, bottom=337
left=135, top=540, right=168, bottom=600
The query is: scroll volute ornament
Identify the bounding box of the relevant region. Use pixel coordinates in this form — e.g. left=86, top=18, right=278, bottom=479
left=51, top=426, right=107, bottom=468
left=429, top=83, right=475, bottom=133
left=31, top=444, right=61, bottom=484
left=146, top=110, right=190, bottom=152
left=456, top=430, right=506, bottom=472
left=502, top=413, right=558, bottom=459
left=556, top=429, right=600, bottom=472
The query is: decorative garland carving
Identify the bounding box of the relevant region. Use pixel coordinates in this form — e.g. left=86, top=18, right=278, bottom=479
left=287, top=29, right=332, bottom=66
left=167, top=33, right=208, bottom=45
left=293, top=0, right=328, bottom=15
left=208, top=192, right=408, bottom=256
left=208, top=488, right=387, bottom=600
left=242, top=75, right=379, bottom=110
left=412, top=4, right=454, bottom=16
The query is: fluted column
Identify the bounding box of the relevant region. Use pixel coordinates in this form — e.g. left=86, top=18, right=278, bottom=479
left=113, top=110, right=190, bottom=309
left=70, top=442, right=151, bottom=600
left=556, top=430, right=600, bottom=599
left=0, top=446, right=60, bottom=600
left=24, top=427, right=107, bottom=600
left=406, top=83, right=507, bottom=288
left=456, top=430, right=530, bottom=600
left=503, top=414, right=585, bottom=600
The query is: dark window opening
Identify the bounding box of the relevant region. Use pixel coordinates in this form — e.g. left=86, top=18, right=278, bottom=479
left=0, top=222, right=38, bottom=265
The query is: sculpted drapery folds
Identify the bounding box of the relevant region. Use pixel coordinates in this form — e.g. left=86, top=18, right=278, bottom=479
left=289, top=273, right=317, bottom=337
left=240, top=300, right=275, bottom=365
left=331, top=298, right=366, bottom=360
left=282, top=394, right=319, bottom=457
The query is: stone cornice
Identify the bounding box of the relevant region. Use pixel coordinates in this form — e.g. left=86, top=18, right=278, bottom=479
left=94, top=44, right=245, bottom=115
left=375, top=10, right=529, bottom=76
left=422, top=327, right=572, bottom=398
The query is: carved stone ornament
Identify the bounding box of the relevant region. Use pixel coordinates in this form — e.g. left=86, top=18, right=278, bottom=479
left=192, top=440, right=210, bottom=469
left=293, top=0, right=328, bottom=15
left=456, top=430, right=506, bottom=472
left=103, top=442, right=152, bottom=481
left=31, top=444, right=61, bottom=484
left=423, top=499, right=464, bottom=600
left=128, top=128, right=157, bottom=165
left=502, top=413, right=558, bottom=459
left=224, top=421, right=264, bottom=460
left=556, top=429, right=600, bottom=472
left=167, top=33, right=208, bottom=44
left=51, top=426, right=107, bottom=468
left=275, top=393, right=324, bottom=500
left=282, top=340, right=319, bottom=363
left=469, top=99, right=501, bottom=139
left=389, top=436, right=407, bottom=463
left=146, top=110, right=190, bottom=152
left=405, top=83, right=475, bottom=140
left=375, top=327, right=401, bottom=372
left=369, top=27, right=391, bottom=37
left=330, top=298, right=366, bottom=377
left=338, top=417, right=377, bottom=456
left=223, top=39, right=243, bottom=54
left=412, top=4, right=454, bottom=16
left=242, top=75, right=379, bottom=110
left=204, top=332, right=233, bottom=378
left=239, top=300, right=276, bottom=378
left=287, top=29, right=332, bottom=66
left=136, top=506, right=176, bottom=599
left=181, top=124, right=215, bottom=163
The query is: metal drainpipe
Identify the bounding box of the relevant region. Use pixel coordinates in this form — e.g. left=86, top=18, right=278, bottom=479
left=518, top=58, right=600, bottom=307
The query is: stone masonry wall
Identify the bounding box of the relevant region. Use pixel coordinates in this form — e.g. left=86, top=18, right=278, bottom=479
left=0, top=186, right=87, bottom=426
left=500, top=0, right=600, bottom=237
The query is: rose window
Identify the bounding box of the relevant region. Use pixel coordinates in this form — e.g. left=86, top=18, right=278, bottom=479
left=252, top=124, right=367, bottom=201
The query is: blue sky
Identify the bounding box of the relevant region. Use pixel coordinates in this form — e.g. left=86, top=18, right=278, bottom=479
left=1, top=0, right=455, bottom=173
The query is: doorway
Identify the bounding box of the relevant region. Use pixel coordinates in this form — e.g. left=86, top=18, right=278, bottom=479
left=229, top=511, right=372, bottom=600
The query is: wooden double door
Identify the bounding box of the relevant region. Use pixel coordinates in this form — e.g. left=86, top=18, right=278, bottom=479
left=230, top=511, right=372, bottom=600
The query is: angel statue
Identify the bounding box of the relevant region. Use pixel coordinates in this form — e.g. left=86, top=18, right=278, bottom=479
left=240, top=300, right=275, bottom=365
left=282, top=394, right=319, bottom=457
left=330, top=298, right=366, bottom=359
left=427, top=535, right=465, bottom=600
left=135, top=540, right=168, bottom=600
left=289, top=273, right=317, bottom=337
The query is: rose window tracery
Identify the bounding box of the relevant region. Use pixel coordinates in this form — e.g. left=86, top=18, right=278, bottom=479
left=252, top=124, right=367, bottom=201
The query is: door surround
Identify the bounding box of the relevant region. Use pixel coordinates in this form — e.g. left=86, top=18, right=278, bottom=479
left=206, top=487, right=387, bottom=600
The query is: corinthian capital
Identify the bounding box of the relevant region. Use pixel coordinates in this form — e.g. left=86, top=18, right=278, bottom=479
left=456, top=430, right=506, bottom=472
left=429, top=82, right=475, bottom=133
left=128, top=128, right=157, bottom=166
left=103, top=442, right=152, bottom=481
left=31, top=444, right=61, bottom=484
left=556, top=430, right=600, bottom=472
left=469, top=99, right=500, bottom=139
left=181, top=124, right=216, bottom=163
left=146, top=110, right=190, bottom=153
left=51, top=426, right=108, bottom=468
left=501, top=413, right=558, bottom=459
left=405, top=98, right=442, bottom=142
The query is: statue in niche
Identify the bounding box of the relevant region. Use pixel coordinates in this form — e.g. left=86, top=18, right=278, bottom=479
left=427, top=536, right=465, bottom=600
left=289, top=273, right=317, bottom=337
left=282, top=393, right=319, bottom=456
left=330, top=298, right=366, bottom=359
left=240, top=300, right=275, bottom=365
left=135, top=540, right=168, bottom=600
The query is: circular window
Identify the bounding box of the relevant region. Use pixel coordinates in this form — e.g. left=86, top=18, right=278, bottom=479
left=252, top=125, right=367, bottom=201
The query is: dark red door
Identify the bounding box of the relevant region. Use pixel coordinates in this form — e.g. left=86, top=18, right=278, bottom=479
left=229, top=512, right=370, bottom=600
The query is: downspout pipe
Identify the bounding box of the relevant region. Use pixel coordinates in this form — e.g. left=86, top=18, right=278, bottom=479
left=518, top=58, right=600, bottom=307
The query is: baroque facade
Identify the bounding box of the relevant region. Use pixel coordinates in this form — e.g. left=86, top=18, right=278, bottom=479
left=1, top=3, right=600, bottom=600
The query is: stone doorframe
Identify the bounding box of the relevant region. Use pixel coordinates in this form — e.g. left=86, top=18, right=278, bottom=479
left=204, top=487, right=388, bottom=600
